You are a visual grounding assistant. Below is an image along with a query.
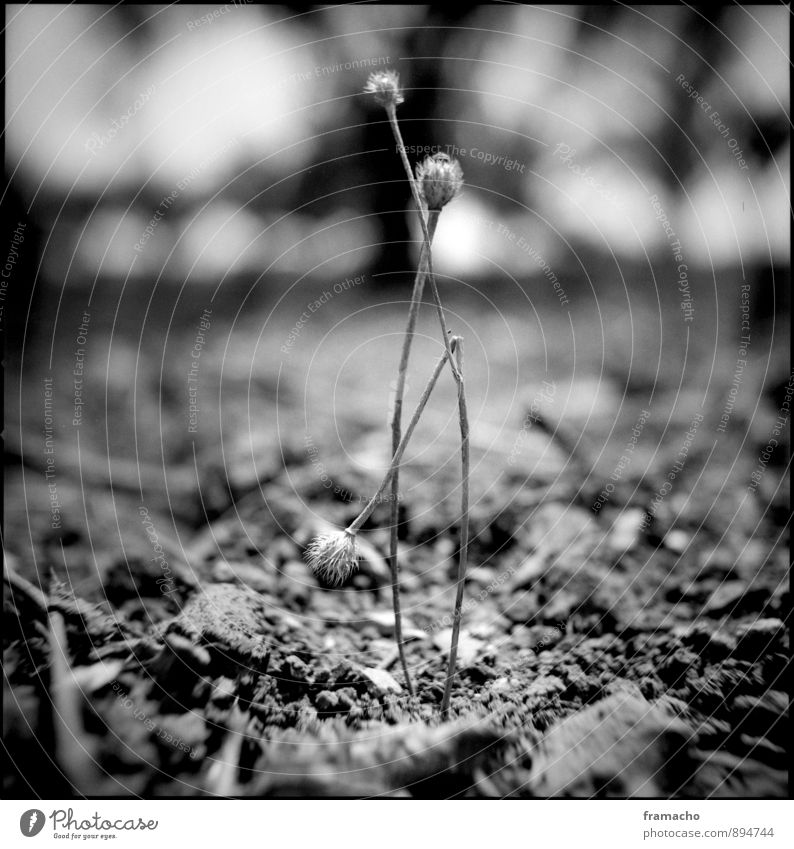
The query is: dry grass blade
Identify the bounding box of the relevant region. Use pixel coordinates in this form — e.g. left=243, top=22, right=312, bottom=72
left=48, top=610, right=103, bottom=793
left=205, top=708, right=248, bottom=797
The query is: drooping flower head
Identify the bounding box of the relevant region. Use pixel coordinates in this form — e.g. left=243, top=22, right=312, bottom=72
left=416, top=152, right=464, bottom=210
left=363, top=70, right=404, bottom=108
left=304, top=530, right=359, bottom=586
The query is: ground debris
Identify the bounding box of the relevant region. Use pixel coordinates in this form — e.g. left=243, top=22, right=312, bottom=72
left=527, top=687, right=695, bottom=797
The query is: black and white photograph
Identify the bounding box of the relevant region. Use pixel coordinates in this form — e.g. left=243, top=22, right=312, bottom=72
left=2, top=0, right=791, bottom=829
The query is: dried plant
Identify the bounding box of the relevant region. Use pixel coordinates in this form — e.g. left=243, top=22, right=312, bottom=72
left=306, top=71, right=472, bottom=713
left=416, top=152, right=464, bottom=211
left=305, top=531, right=359, bottom=587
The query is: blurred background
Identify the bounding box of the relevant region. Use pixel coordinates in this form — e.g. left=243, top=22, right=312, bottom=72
left=3, top=4, right=790, bottom=590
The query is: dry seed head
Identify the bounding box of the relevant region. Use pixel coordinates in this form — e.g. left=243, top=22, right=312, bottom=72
left=363, top=70, right=404, bottom=108
left=304, top=530, right=359, bottom=586
left=416, top=153, right=464, bottom=210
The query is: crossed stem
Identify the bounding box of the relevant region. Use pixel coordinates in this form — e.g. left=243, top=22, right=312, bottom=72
left=347, top=345, right=453, bottom=536
left=383, top=102, right=471, bottom=713
left=385, top=103, right=461, bottom=383
left=387, top=210, right=440, bottom=695
left=441, top=339, right=470, bottom=716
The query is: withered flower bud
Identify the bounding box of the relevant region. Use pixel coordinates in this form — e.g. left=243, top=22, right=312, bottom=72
left=416, top=152, right=464, bottom=210
left=304, top=530, right=359, bottom=586
left=363, top=70, right=404, bottom=108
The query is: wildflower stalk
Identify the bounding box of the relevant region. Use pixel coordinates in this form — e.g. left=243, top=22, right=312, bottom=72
left=384, top=103, right=461, bottom=382
left=387, top=209, right=440, bottom=696
left=348, top=347, right=451, bottom=535
left=441, top=338, right=471, bottom=717
left=362, top=71, right=471, bottom=706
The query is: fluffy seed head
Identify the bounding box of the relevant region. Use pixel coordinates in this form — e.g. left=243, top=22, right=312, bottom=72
left=416, top=152, right=464, bottom=210
left=363, top=70, right=404, bottom=107
left=304, top=530, right=359, bottom=586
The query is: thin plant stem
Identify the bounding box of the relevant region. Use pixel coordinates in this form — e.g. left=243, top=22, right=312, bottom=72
left=440, top=337, right=471, bottom=717
left=382, top=97, right=465, bottom=703
left=384, top=104, right=460, bottom=382
left=388, top=209, right=440, bottom=696
left=423, top=242, right=461, bottom=382
left=347, top=348, right=450, bottom=535
left=386, top=103, right=431, bottom=245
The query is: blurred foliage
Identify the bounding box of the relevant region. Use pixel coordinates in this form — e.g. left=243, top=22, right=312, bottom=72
left=5, top=4, right=789, bottom=292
